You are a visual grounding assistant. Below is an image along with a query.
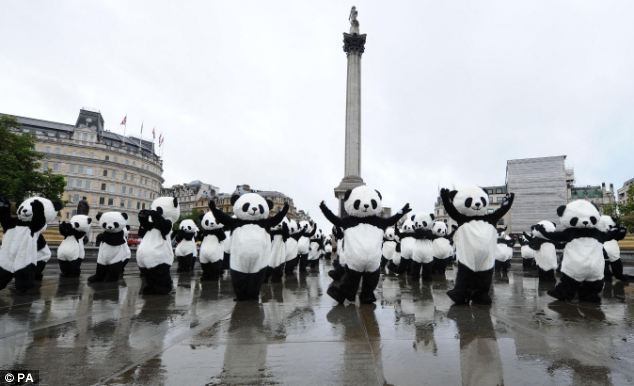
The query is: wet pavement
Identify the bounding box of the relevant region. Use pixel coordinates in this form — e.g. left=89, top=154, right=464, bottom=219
left=1, top=261, right=634, bottom=386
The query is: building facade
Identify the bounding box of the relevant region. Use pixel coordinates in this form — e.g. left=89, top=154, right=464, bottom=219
left=161, top=180, right=219, bottom=216
left=213, top=184, right=302, bottom=220
left=618, top=178, right=634, bottom=203
left=3, top=109, right=164, bottom=228
left=570, top=182, right=616, bottom=212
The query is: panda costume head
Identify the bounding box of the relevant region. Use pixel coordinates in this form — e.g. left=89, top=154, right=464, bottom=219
left=343, top=186, right=383, bottom=218
left=557, top=200, right=599, bottom=229
left=448, top=186, right=490, bottom=217
left=200, top=211, right=223, bottom=231
left=151, top=196, right=180, bottom=223
left=597, top=215, right=617, bottom=233
left=531, top=220, right=556, bottom=239
left=401, top=218, right=415, bottom=233
left=232, top=193, right=272, bottom=221
left=97, top=211, right=128, bottom=233
left=70, top=214, right=92, bottom=234
left=411, top=213, right=434, bottom=230
left=384, top=227, right=396, bottom=241
left=432, top=221, right=449, bottom=237
left=179, top=219, right=199, bottom=235
left=287, top=219, right=299, bottom=234
left=17, top=197, right=59, bottom=224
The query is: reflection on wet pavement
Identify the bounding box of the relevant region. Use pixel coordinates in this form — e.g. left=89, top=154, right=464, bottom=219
left=1, top=261, right=633, bottom=385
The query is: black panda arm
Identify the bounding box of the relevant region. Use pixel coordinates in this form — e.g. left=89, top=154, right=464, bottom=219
left=95, top=232, right=103, bottom=246
left=28, top=200, right=47, bottom=236
left=261, top=203, right=289, bottom=229
left=534, top=224, right=570, bottom=243
left=59, top=222, right=73, bottom=237
left=0, top=197, right=16, bottom=231
left=37, top=234, right=47, bottom=250
left=601, top=226, right=627, bottom=242
left=440, top=189, right=469, bottom=224
left=282, top=222, right=290, bottom=242
left=483, top=193, right=515, bottom=225
left=319, top=201, right=343, bottom=228
left=148, top=210, right=172, bottom=239
left=306, top=223, right=317, bottom=238
left=379, top=203, right=412, bottom=229
left=209, top=201, right=237, bottom=230
left=174, top=230, right=184, bottom=243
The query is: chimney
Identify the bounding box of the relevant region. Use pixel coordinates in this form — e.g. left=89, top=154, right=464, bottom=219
left=610, top=183, right=614, bottom=192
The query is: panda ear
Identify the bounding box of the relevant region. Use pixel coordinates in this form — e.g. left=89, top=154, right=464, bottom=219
left=230, top=194, right=240, bottom=206
left=173, top=197, right=179, bottom=207
left=86, top=217, right=92, bottom=224
left=53, top=200, right=63, bottom=212
left=591, top=202, right=600, bottom=212
left=121, top=212, right=128, bottom=220
left=198, top=213, right=205, bottom=221
left=430, top=213, right=435, bottom=220
left=266, top=199, right=274, bottom=210
left=449, top=190, right=458, bottom=200
left=96, top=212, right=103, bottom=221
left=374, top=190, right=383, bottom=201
left=556, top=205, right=566, bottom=217
left=410, top=214, right=415, bottom=221
left=126, top=224, right=130, bottom=230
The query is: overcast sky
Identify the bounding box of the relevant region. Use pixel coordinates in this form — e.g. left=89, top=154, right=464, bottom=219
left=2, top=0, right=633, bottom=227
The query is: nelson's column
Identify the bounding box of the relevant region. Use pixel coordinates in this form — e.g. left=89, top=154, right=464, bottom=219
left=334, top=6, right=366, bottom=215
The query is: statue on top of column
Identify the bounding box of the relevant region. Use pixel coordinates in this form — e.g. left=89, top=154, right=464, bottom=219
left=349, top=6, right=359, bottom=34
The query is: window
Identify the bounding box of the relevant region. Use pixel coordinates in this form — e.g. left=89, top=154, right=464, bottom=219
left=496, top=188, right=503, bottom=194
left=105, top=155, right=110, bottom=161
left=78, top=165, right=85, bottom=174
left=129, top=188, right=134, bottom=195
left=84, top=180, right=91, bottom=190
left=136, top=201, right=140, bottom=210
left=85, top=167, right=93, bottom=175
left=99, top=197, right=105, bottom=205
left=103, top=169, right=108, bottom=177
left=141, top=203, right=146, bottom=209
left=112, top=170, right=117, bottom=180
left=121, top=186, right=126, bottom=194
left=107, top=198, right=114, bottom=206
left=74, top=179, right=82, bottom=188
left=120, top=200, right=125, bottom=208
left=101, top=183, right=106, bottom=191
left=72, top=194, right=79, bottom=203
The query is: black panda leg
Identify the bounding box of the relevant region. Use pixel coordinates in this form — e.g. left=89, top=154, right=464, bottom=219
left=325, top=252, right=331, bottom=260
left=471, top=268, right=494, bottom=305
left=210, top=261, right=223, bottom=281
left=271, top=265, right=284, bottom=283
left=223, top=253, right=230, bottom=271
left=200, top=262, right=212, bottom=281
left=522, top=258, right=534, bottom=270
left=120, top=259, right=129, bottom=278
left=548, top=273, right=580, bottom=302
left=35, top=261, right=47, bottom=281
left=58, top=260, right=69, bottom=277
left=339, top=268, right=362, bottom=302
left=422, top=262, right=433, bottom=282
left=538, top=268, right=556, bottom=282
left=284, top=257, right=297, bottom=276
left=147, top=263, right=173, bottom=295
left=299, top=254, right=308, bottom=273
left=359, top=269, right=381, bottom=304
left=247, top=269, right=265, bottom=300
left=435, top=259, right=448, bottom=278
left=0, top=267, right=14, bottom=290
left=104, top=262, right=123, bottom=282
left=409, top=261, right=421, bottom=281
left=446, top=263, right=472, bottom=305
left=262, top=266, right=272, bottom=284
left=610, top=260, right=634, bottom=282
left=88, top=264, right=107, bottom=283
left=328, top=260, right=345, bottom=281
left=578, top=279, right=604, bottom=303
left=14, top=264, right=36, bottom=293
left=380, top=256, right=388, bottom=273
left=230, top=269, right=250, bottom=301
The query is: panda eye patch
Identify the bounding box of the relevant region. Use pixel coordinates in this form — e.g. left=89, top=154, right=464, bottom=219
left=205, top=220, right=209, bottom=226
left=570, top=217, right=578, bottom=226
left=74, top=222, right=79, bottom=228
left=353, top=200, right=361, bottom=210
left=590, top=216, right=597, bottom=225
left=465, top=198, right=473, bottom=208
left=242, top=203, right=250, bottom=212
left=113, top=222, right=119, bottom=229
left=102, top=223, right=107, bottom=229
left=371, top=199, right=377, bottom=209
left=259, top=205, right=265, bottom=214
left=481, top=197, right=487, bottom=207
left=423, top=221, right=427, bottom=228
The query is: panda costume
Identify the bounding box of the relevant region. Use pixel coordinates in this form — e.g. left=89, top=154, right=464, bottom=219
left=208, top=193, right=289, bottom=301
left=283, top=219, right=302, bottom=276
left=328, top=226, right=346, bottom=281
left=137, top=196, right=181, bottom=295
left=308, top=228, right=324, bottom=272
left=0, top=196, right=60, bottom=292
left=394, top=218, right=415, bottom=275
left=35, top=231, right=52, bottom=281
left=198, top=211, right=226, bottom=281
left=297, top=220, right=316, bottom=274
left=410, top=213, right=436, bottom=281
left=174, top=219, right=199, bottom=273
left=431, top=221, right=454, bottom=277
left=90, top=211, right=129, bottom=283
left=536, top=200, right=626, bottom=303
left=265, top=218, right=289, bottom=283
left=381, top=227, right=398, bottom=273
left=597, top=215, right=633, bottom=283
left=320, top=186, right=411, bottom=304
left=120, top=224, right=132, bottom=277
left=494, top=230, right=514, bottom=276
left=518, top=235, right=535, bottom=270
left=523, top=221, right=559, bottom=282
left=57, top=214, right=92, bottom=277
left=440, top=186, right=515, bottom=305
left=223, top=229, right=232, bottom=271
left=324, top=237, right=333, bottom=260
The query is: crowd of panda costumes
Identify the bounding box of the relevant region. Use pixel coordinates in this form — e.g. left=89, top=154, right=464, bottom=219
left=137, top=196, right=181, bottom=295
left=174, top=219, right=199, bottom=273
left=494, top=229, right=514, bottom=276
left=90, top=211, right=130, bottom=283
left=410, top=213, right=436, bottom=281
left=430, top=221, right=454, bottom=276
left=308, top=228, right=324, bottom=272
left=265, top=217, right=289, bottom=283
left=523, top=221, right=559, bottom=282
left=209, top=193, right=289, bottom=301
left=380, top=227, right=398, bottom=274
left=297, top=220, right=316, bottom=274
left=57, top=214, right=92, bottom=277
left=535, top=200, right=626, bottom=303
left=320, top=186, right=411, bottom=304
left=393, top=218, right=415, bottom=275
left=324, top=237, right=333, bottom=260
left=198, top=211, right=226, bottom=281
left=283, top=219, right=302, bottom=276
left=0, top=196, right=61, bottom=292
left=440, top=186, right=515, bottom=305
left=597, top=215, right=633, bottom=283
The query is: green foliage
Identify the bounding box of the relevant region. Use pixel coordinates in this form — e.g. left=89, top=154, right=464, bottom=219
left=172, top=209, right=204, bottom=233
left=0, top=115, right=66, bottom=204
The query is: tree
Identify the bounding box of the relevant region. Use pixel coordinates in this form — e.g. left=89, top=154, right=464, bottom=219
left=617, top=184, right=634, bottom=232
left=0, top=115, right=66, bottom=204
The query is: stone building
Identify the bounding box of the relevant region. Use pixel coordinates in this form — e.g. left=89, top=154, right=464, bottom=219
left=570, top=183, right=616, bottom=212
left=213, top=184, right=302, bottom=220
left=3, top=108, right=163, bottom=228
left=160, top=180, right=219, bottom=216
left=617, top=178, right=634, bottom=203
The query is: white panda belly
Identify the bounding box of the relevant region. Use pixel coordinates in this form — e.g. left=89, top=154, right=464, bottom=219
left=223, top=233, right=232, bottom=253
left=137, top=229, right=174, bottom=268
left=495, top=244, right=513, bottom=262
left=454, top=221, right=497, bottom=272
left=230, top=225, right=271, bottom=273
left=432, top=238, right=453, bottom=259
left=37, top=243, right=51, bottom=262
left=285, top=238, right=298, bottom=262
left=97, top=242, right=128, bottom=265
left=535, top=242, right=558, bottom=271
left=325, top=243, right=333, bottom=253
left=604, top=239, right=620, bottom=263
left=269, top=235, right=286, bottom=268
left=400, top=237, right=415, bottom=259
left=0, top=226, right=38, bottom=273
left=337, top=239, right=345, bottom=264
left=308, top=241, right=320, bottom=260
left=200, top=236, right=223, bottom=263
left=382, top=241, right=396, bottom=260
left=561, top=238, right=604, bottom=282
left=412, top=239, right=434, bottom=264
left=343, top=224, right=383, bottom=273
left=297, top=237, right=310, bottom=254
left=57, top=237, right=81, bottom=261
left=520, top=245, right=534, bottom=259
left=175, top=239, right=197, bottom=257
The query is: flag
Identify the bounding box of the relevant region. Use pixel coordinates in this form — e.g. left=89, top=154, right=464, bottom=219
left=120, top=115, right=127, bottom=125
left=152, top=127, right=156, bottom=140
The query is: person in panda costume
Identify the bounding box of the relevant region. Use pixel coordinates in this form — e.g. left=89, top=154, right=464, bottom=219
left=494, top=229, right=514, bottom=276
left=265, top=217, right=289, bottom=283
left=57, top=214, right=92, bottom=277
left=328, top=226, right=346, bottom=281
left=440, top=186, right=515, bottom=305
left=381, top=227, right=398, bottom=274
left=208, top=193, right=289, bottom=301
left=320, top=186, right=411, bottom=304
left=137, top=196, right=181, bottom=295
left=174, top=219, right=199, bottom=273
left=394, top=218, right=415, bottom=275
left=283, top=219, right=302, bottom=276
left=297, top=220, right=316, bottom=274
left=535, top=200, right=626, bottom=303
left=198, top=211, right=226, bottom=281
left=410, top=213, right=436, bottom=282
left=597, top=215, right=633, bottom=282
left=523, top=221, right=559, bottom=282
left=324, top=237, right=333, bottom=260
left=0, top=196, right=61, bottom=292
left=90, top=211, right=129, bottom=283
left=518, top=235, right=535, bottom=270
left=308, top=228, right=324, bottom=272
left=431, top=221, right=454, bottom=277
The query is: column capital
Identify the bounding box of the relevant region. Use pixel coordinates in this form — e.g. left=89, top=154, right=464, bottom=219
left=343, top=33, right=366, bottom=55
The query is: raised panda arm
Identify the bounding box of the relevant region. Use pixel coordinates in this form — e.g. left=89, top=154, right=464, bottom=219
left=534, top=224, right=570, bottom=243
left=305, top=222, right=317, bottom=238
left=37, top=234, right=46, bottom=250
left=447, top=225, right=458, bottom=240
left=138, top=209, right=153, bottom=237
left=28, top=200, right=47, bottom=236
left=59, top=222, right=73, bottom=238
left=209, top=201, right=238, bottom=230
left=378, top=203, right=412, bottom=229
left=601, top=226, right=627, bottom=243
left=282, top=222, right=290, bottom=242
left=262, top=203, right=289, bottom=229
left=148, top=210, right=172, bottom=239
left=440, top=189, right=469, bottom=224
left=483, top=193, right=515, bottom=225
left=95, top=232, right=104, bottom=246
left=0, top=197, right=16, bottom=232
left=319, top=201, right=343, bottom=228
left=174, top=229, right=184, bottom=243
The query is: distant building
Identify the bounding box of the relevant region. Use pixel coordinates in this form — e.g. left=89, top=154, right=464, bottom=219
left=617, top=178, right=634, bottom=203
left=160, top=180, right=219, bottom=216
left=570, top=183, right=616, bottom=212
left=2, top=109, right=163, bottom=227
left=213, top=184, right=303, bottom=221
